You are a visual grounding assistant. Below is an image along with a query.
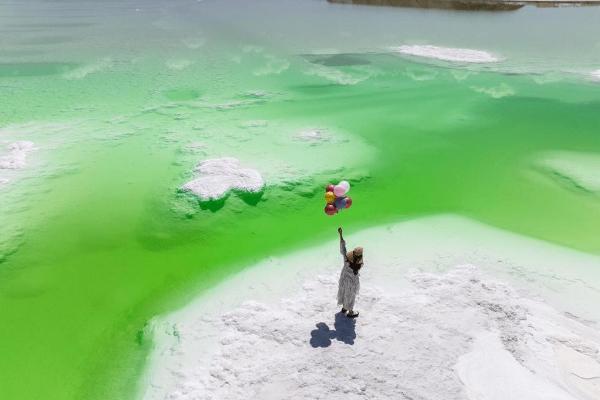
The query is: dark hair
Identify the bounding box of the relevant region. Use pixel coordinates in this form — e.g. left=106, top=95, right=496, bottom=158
left=349, top=258, right=362, bottom=275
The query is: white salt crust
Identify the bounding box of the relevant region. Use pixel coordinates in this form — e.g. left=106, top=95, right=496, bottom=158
left=181, top=157, right=264, bottom=201
left=0, top=141, right=35, bottom=170
left=537, top=151, right=600, bottom=193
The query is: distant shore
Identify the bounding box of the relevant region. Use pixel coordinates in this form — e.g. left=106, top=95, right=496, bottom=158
left=328, top=0, right=600, bottom=11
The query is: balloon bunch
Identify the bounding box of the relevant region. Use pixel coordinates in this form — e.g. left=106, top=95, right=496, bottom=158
left=324, top=180, right=352, bottom=216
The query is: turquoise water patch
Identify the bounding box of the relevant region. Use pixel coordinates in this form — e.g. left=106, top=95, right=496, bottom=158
left=163, top=88, right=201, bottom=101
left=305, top=53, right=372, bottom=67
left=0, top=62, right=76, bottom=77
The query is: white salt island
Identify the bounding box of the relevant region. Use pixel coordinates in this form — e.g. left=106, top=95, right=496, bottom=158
left=141, top=215, right=600, bottom=400
left=181, top=157, right=264, bottom=201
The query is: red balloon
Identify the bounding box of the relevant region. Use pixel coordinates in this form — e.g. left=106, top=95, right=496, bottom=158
left=324, top=204, right=337, bottom=216
left=325, top=184, right=335, bottom=193
left=345, top=197, right=352, bottom=208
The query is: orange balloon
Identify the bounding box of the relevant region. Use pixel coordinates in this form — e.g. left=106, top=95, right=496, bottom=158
left=325, top=191, right=335, bottom=204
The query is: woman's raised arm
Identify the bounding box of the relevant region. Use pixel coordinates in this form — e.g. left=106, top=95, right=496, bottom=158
left=338, top=227, right=347, bottom=259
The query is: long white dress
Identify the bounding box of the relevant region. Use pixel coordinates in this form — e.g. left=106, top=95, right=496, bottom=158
left=337, top=239, right=360, bottom=311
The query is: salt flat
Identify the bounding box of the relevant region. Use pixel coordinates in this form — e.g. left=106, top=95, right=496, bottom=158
left=141, top=215, right=600, bottom=400
left=536, top=151, right=600, bottom=194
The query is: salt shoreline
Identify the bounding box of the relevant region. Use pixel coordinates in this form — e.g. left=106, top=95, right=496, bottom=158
left=536, top=151, right=600, bottom=194
left=392, top=45, right=500, bottom=63
left=140, top=215, right=600, bottom=400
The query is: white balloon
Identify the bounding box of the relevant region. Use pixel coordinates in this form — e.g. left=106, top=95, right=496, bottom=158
left=338, top=180, right=350, bottom=192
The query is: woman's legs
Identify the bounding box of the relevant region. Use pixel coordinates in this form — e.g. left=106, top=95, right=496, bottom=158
left=345, top=295, right=355, bottom=312
left=343, top=295, right=358, bottom=317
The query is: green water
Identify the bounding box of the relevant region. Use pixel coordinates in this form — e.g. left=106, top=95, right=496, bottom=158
left=1, top=1, right=600, bottom=399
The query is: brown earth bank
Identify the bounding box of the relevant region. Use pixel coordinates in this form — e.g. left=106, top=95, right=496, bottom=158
left=327, top=0, right=600, bottom=11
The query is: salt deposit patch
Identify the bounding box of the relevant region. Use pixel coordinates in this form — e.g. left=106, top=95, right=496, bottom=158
left=253, top=55, right=290, bottom=76
left=171, top=120, right=375, bottom=211
left=305, top=63, right=374, bottom=85
left=456, top=332, right=577, bottom=400
left=0, top=120, right=87, bottom=149
left=293, top=128, right=331, bottom=145
left=0, top=141, right=35, bottom=170
left=243, top=90, right=269, bottom=98
left=556, top=344, right=600, bottom=400
left=166, top=59, right=193, bottom=71
left=536, top=151, right=600, bottom=194
left=63, top=58, right=112, bottom=80
left=181, top=37, right=206, bottom=49
left=471, top=83, right=515, bottom=99
left=185, top=141, right=207, bottom=151
left=392, top=45, right=500, bottom=63
left=239, top=120, right=268, bottom=128
left=404, top=66, right=439, bottom=81
left=181, top=157, right=264, bottom=201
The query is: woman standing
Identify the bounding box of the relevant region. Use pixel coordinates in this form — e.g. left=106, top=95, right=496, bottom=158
left=337, top=227, right=363, bottom=318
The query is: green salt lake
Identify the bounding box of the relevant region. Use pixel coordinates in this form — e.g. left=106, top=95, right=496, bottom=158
left=1, top=1, right=600, bottom=399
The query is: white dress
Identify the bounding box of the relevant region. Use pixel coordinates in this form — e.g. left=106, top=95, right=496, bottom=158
left=337, top=239, right=360, bottom=311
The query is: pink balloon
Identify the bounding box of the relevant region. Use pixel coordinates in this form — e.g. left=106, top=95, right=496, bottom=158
left=333, top=185, right=346, bottom=197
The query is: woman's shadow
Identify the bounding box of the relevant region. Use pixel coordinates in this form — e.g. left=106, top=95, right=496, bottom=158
left=309, top=312, right=357, bottom=347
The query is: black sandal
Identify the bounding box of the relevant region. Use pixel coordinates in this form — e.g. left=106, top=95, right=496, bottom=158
left=347, top=311, right=359, bottom=318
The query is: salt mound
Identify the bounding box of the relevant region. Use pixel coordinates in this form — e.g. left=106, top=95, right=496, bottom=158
left=392, top=45, right=500, bottom=63
left=181, top=157, right=264, bottom=201
left=0, top=141, right=35, bottom=170
left=145, top=265, right=600, bottom=400
left=537, top=151, right=600, bottom=193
